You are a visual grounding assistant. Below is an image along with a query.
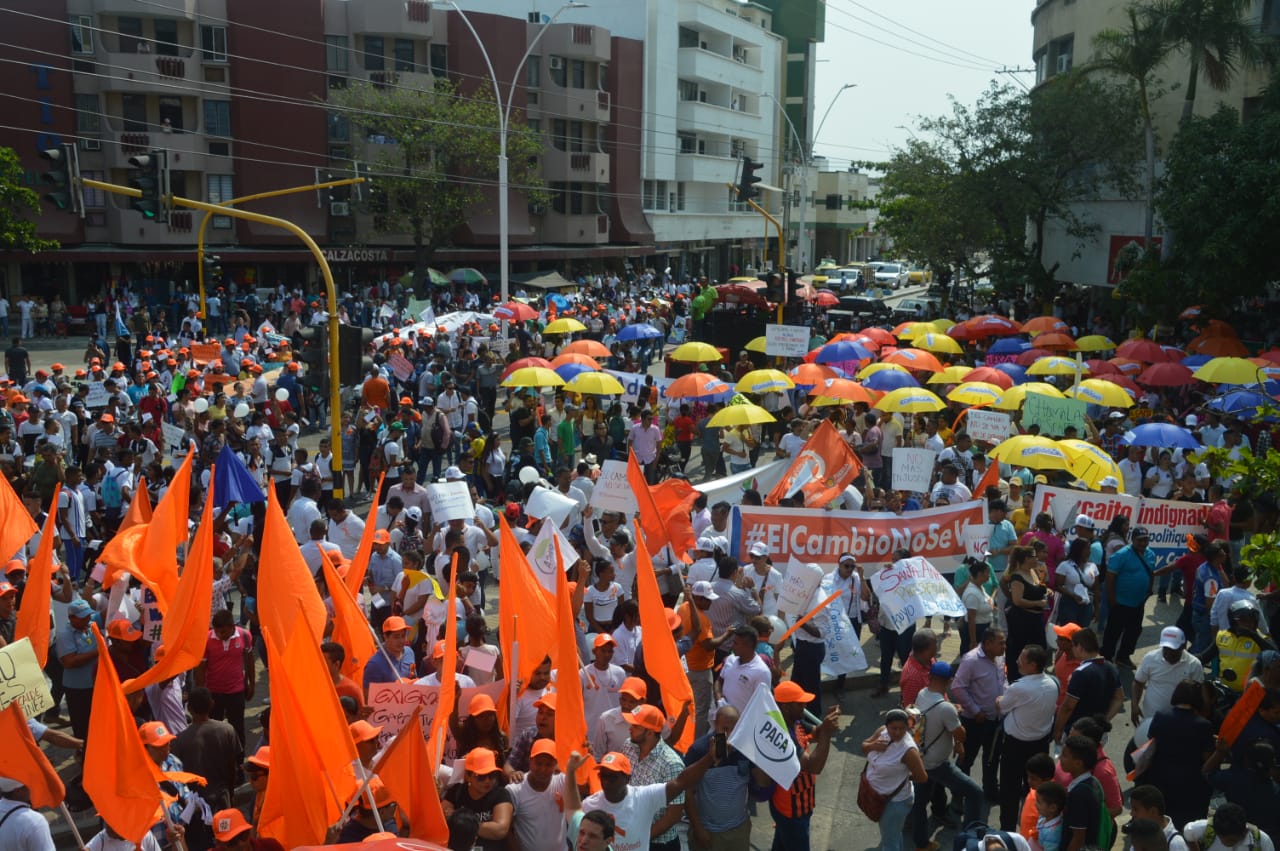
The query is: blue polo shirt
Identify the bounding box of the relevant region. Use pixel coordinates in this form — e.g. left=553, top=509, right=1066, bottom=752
left=1107, top=544, right=1156, bottom=607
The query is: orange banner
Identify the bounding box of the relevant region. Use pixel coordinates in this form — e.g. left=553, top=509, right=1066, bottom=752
left=765, top=420, right=862, bottom=507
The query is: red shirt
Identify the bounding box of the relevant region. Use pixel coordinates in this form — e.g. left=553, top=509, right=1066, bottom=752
left=204, top=627, right=251, bottom=695
left=1207, top=499, right=1233, bottom=539
left=900, top=655, right=932, bottom=707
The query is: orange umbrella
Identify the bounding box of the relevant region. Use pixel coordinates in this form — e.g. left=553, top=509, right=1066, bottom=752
left=809, top=378, right=878, bottom=405
left=1033, top=332, right=1077, bottom=350
left=1023, top=316, right=1070, bottom=335
left=666, top=372, right=731, bottom=399
left=882, top=348, right=945, bottom=373
left=501, top=357, right=553, bottom=379
left=1108, top=357, right=1144, bottom=376
left=561, top=339, right=612, bottom=358
left=789, top=363, right=841, bottom=385
left=550, top=353, right=601, bottom=370
left=1195, top=319, right=1238, bottom=338
left=857, top=327, right=898, bottom=347
left=1189, top=335, right=1249, bottom=357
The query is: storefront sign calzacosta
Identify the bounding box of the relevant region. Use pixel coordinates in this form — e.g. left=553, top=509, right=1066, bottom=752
left=323, top=248, right=390, bottom=263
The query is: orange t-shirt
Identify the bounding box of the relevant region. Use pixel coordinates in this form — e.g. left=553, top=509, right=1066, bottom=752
left=679, top=601, right=714, bottom=672
left=1020, top=788, right=1039, bottom=839
left=362, top=376, right=391, bottom=411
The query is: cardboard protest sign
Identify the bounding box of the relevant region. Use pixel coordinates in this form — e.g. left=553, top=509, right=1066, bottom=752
left=765, top=324, right=810, bottom=357
left=775, top=558, right=824, bottom=617
left=85, top=382, right=110, bottom=407
left=589, top=460, right=638, bottom=516
left=891, top=448, right=936, bottom=494
left=365, top=680, right=507, bottom=750
left=0, top=638, right=55, bottom=718
left=525, top=486, right=577, bottom=527
left=966, top=409, right=1011, bottom=444
left=425, top=481, right=475, bottom=523
left=1022, top=392, right=1088, bottom=437
left=388, top=354, right=414, bottom=383
left=868, top=557, right=967, bottom=631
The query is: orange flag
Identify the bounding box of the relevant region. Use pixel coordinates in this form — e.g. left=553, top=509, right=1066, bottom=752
left=651, top=478, right=700, bottom=563
left=635, top=533, right=695, bottom=752
left=257, top=485, right=327, bottom=651
left=258, top=616, right=361, bottom=848
left=1221, top=680, right=1266, bottom=746
left=321, top=549, right=377, bottom=685
left=427, top=554, right=460, bottom=762
left=627, top=449, right=668, bottom=553
left=374, top=704, right=449, bottom=843
left=0, top=702, right=65, bottom=809
left=973, top=452, right=1000, bottom=497
left=122, top=480, right=216, bottom=694
left=83, top=623, right=164, bottom=843
left=134, top=447, right=194, bottom=611
left=344, top=471, right=385, bottom=598
left=0, top=469, right=38, bottom=564
left=497, top=516, right=556, bottom=697
left=15, top=485, right=59, bottom=667
left=552, top=535, right=593, bottom=784
left=765, top=419, right=862, bottom=507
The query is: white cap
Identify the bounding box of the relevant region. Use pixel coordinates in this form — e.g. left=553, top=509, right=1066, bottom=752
left=1099, top=476, right=1120, bottom=488
left=1159, top=626, right=1186, bottom=649
left=421, top=396, right=435, bottom=406
left=712, top=535, right=730, bottom=553
left=695, top=536, right=717, bottom=552
left=1108, top=411, right=1125, bottom=420
left=444, top=466, right=464, bottom=481
left=1185, top=414, right=1199, bottom=427
left=748, top=541, right=770, bottom=558
left=0, top=777, right=24, bottom=793
left=691, top=580, right=719, bottom=600
left=1073, top=514, right=1095, bottom=530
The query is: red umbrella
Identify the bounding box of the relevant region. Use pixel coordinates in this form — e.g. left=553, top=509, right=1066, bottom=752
left=1085, top=358, right=1121, bottom=376
left=1137, top=362, right=1196, bottom=387
left=950, top=314, right=1022, bottom=340
left=1015, top=348, right=1053, bottom=367
left=1116, top=339, right=1173, bottom=363
left=1258, top=349, right=1280, bottom=364
left=493, top=301, right=538, bottom=322
left=813, top=291, right=840, bottom=307
left=858, top=327, right=898, bottom=347
left=1033, top=332, right=1078, bottom=351
left=715, top=284, right=771, bottom=308
left=501, top=357, right=552, bottom=379
left=963, top=367, right=1014, bottom=389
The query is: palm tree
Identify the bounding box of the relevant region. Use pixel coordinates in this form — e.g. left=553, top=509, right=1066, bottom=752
left=1089, top=4, right=1172, bottom=246
left=1158, top=0, right=1270, bottom=123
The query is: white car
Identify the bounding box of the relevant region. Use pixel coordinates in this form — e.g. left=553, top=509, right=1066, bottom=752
left=873, top=262, right=908, bottom=290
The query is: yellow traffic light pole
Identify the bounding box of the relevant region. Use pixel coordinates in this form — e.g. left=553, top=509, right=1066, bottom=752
left=195, top=177, right=365, bottom=319
left=726, top=182, right=787, bottom=325
left=82, top=177, right=349, bottom=499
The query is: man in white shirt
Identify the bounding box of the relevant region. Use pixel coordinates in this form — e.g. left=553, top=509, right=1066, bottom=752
left=325, top=500, right=365, bottom=559
left=880, top=410, right=904, bottom=486
left=994, top=645, right=1060, bottom=830
left=509, top=739, right=568, bottom=851
left=776, top=419, right=809, bottom=459
left=1132, top=626, right=1203, bottom=727
left=580, top=634, right=626, bottom=742
left=299, top=519, right=343, bottom=576
left=715, top=626, right=772, bottom=712
left=286, top=479, right=323, bottom=545
left=0, top=776, right=56, bottom=850
left=910, top=661, right=983, bottom=843
left=628, top=410, right=662, bottom=483
left=1118, top=445, right=1145, bottom=497
left=436, top=380, right=464, bottom=463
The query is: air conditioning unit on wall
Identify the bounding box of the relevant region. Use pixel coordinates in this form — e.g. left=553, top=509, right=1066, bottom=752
left=330, top=201, right=350, bottom=216
left=549, top=56, right=564, bottom=70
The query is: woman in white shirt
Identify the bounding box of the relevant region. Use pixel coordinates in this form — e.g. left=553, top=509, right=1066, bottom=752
left=1054, top=537, right=1097, bottom=628
left=861, top=708, right=929, bottom=851
left=961, top=558, right=995, bottom=655
left=1144, top=450, right=1176, bottom=499
left=583, top=559, right=627, bottom=634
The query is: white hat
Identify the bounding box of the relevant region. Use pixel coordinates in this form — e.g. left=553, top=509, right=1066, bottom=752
left=695, top=536, right=717, bottom=552
left=1159, top=626, right=1186, bottom=649
left=0, top=777, right=24, bottom=793
left=1185, top=414, right=1199, bottom=427
left=712, top=535, right=730, bottom=553
left=1108, top=411, right=1125, bottom=420
left=1073, top=514, right=1096, bottom=530
left=443, top=466, right=465, bottom=481
left=748, top=541, right=770, bottom=558
left=421, top=396, right=435, bottom=406
left=1099, top=475, right=1120, bottom=488
left=691, top=580, right=719, bottom=600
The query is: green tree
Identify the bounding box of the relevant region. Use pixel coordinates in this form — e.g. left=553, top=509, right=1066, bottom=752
left=0, top=147, right=58, bottom=253
left=1158, top=0, right=1270, bottom=123
left=328, top=80, right=545, bottom=283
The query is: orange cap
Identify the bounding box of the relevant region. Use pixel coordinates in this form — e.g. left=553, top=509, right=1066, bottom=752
left=464, top=747, right=502, bottom=776
left=534, top=691, right=558, bottom=712
left=468, top=693, right=497, bottom=716
left=381, top=615, right=409, bottom=634
left=774, top=680, right=817, bottom=704
left=138, top=721, right=177, bottom=746
left=622, top=704, right=665, bottom=733
left=349, top=720, right=384, bottom=743
left=107, top=619, right=142, bottom=641
left=619, top=677, right=647, bottom=699
left=530, top=739, right=559, bottom=762
left=596, top=751, right=632, bottom=774
left=245, top=746, right=272, bottom=770
left=211, top=809, right=252, bottom=843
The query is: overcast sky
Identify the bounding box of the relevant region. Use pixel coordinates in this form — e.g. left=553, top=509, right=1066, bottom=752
left=810, top=0, right=1034, bottom=168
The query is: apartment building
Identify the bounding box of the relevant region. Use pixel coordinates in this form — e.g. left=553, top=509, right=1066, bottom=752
left=807, top=165, right=882, bottom=265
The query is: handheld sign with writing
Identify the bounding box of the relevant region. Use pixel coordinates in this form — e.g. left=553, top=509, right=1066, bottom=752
left=388, top=354, right=415, bottom=383
left=0, top=638, right=55, bottom=719
left=589, top=460, right=638, bottom=515
left=891, top=448, right=937, bottom=494
left=425, top=481, right=475, bottom=523
left=765, top=324, right=810, bottom=357
left=868, top=557, right=966, bottom=630
left=966, top=409, right=1011, bottom=444
left=1022, top=392, right=1088, bottom=437
left=85, top=382, right=110, bottom=408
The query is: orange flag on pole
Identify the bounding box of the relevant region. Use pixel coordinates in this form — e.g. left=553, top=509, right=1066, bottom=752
left=635, top=533, right=695, bottom=752
left=258, top=616, right=361, bottom=849
left=373, top=704, right=449, bottom=843
left=257, top=485, right=327, bottom=650
left=973, top=451, right=1000, bottom=497
left=122, top=481, right=216, bottom=694
left=344, top=471, right=385, bottom=598
left=100, top=476, right=154, bottom=585
left=427, top=554, right=460, bottom=762
left=765, top=419, right=862, bottom=507
left=497, top=515, right=556, bottom=692
left=626, top=449, right=668, bottom=553
left=0, top=470, right=38, bottom=563
left=14, top=485, right=59, bottom=667
left=83, top=623, right=165, bottom=844
left=0, top=702, right=65, bottom=809
left=134, top=447, right=194, bottom=611
left=650, top=478, right=700, bottom=563
left=552, top=535, right=593, bottom=784
left=321, top=549, right=377, bottom=685
left=119, top=479, right=153, bottom=531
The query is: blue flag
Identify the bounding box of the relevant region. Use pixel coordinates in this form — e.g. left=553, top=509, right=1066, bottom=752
left=213, top=444, right=266, bottom=509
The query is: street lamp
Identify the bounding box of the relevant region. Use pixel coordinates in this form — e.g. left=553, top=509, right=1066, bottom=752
left=434, top=1, right=588, bottom=324
left=763, top=83, right=855, bottom=272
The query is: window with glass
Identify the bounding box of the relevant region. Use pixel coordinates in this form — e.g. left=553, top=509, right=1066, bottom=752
left=570, top=59, right=585, bottom=89
left=569, top=121, right=584, bottom=153
left=117, top=16, right=144, bottom=53
left=363, top=36, right=384, bottom=71
left=328, top=112, right=350, bottom=142
left=153, top=19, right=179, bottom=56
left=678, top=133, right=696, bottom=154
left=527, top=57, right=540, bottom=88
left=430, top=43, right=448, bottom=76
left=201, top=26, right=227, bottom=62
left=394, top=39, right=415, bottom=72
left=158, top=97, right=183, bottom=131
left=80, top=171, right=105, bottom=208
left=678, top=80, right=698, bottom=102
left=121, top=94, right=147, bottom=132
left=204, top=100, right=231, bottom=137
left=678, top=27, right=699, bottom=49
left=325, top=35, right=349, bottom=71
left=569, top=182, right=584, bottom=215
left=551, top=119, right=567, bottom=151
left=207, top=174, right=233, bottom=228
left=75, top=94, right=101, bottom=133
left=549, top=57, right=566, bottom=88
left=70, top=16, right=93, bottom=54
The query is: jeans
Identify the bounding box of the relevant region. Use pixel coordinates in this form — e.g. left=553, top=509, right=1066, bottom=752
left=878, top=624, right=916, bottom=687
left=958, top=716, right=1000, bottom=796
left=912, top=763, right=983, bottom=847
left=1191, top=608, right=1213, bottom=655
left=1056, top=597, right=1094, bottom=629
left=62, top=538, right=85, bottom=583
left=769, top=802, right=812, bottom=851
left=211, top=690, right=248, bottom=752
left=791, top=638, right=825, bottom=715
left=1101, top=601, right=1144, bottom=662
left=879, top=795, right=914, bottom=851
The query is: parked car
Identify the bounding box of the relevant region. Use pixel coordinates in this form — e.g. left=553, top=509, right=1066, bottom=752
left=873, top=263, right=909, bottom=289
left=891, top=298, right=937, bottom=323
left=836, top=295, right=892, bottom=325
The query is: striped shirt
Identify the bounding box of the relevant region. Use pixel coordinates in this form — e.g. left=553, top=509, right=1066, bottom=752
left=622, top=740, right=685, bottom=844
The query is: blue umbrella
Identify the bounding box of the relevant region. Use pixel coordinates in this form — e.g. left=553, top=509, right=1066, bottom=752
left=1121, top=423, right=1201, bottom=450
left=616, top=323, right=662, bottom=342
left=213, top=444, right=267, bottom=508
left=993, top=363, right=1029, bottom=384
left=1181, top=354, right=1212, bottom=369
left=988, top=338, right=1032, bottom=355
left=862, top=370, right=920, bottom=392
left=815, top=340, right=874, bottom=364
left=1207, top=390, right=1270, bottom=415
left=547, top=294, right=570, bottom=309
left=554, top=362, right=595, bottom=382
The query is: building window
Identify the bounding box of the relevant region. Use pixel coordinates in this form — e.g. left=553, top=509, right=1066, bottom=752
left=825, top=194, right=841, bottom=211
left=429, top=43, right=448, bottom=77
left=569, top=121, right=584, bottom=153
left=551, top=119, right=567, bottom=151
left=678, top=26, right=699, bottom=49
left=326, top=35, right=349, bottom=71
left=598, top=64, right=607, bottom=91
left=1051, top=35, right=1074, bottom=75
left=207, top=174, right=233, bottom=229
left=527, top=57, right=540, bottom=88
left=570, top=59, right=585, bottom=89
left=569, top=182, right=584, bottom=215
left=678, top=80, right=699, bottom=102
left=204, top=100, right=231, bottom=137
left=153, top=19, right=179, bottom=56
left=201, top=26, right=228, bottom=62
left=158, top=97, right=183, bottom=131
left=117, top=16, right=144, bottom=53
left=121, top=94, right=147, bottom=132
left=676, top=182, right=686, bottom=211
left=678, top=133, right=696, bottom=154
left=75, top=94, right=101, bottom=133
left=363, top=36, right=385, bottom=71
left=394, top=39, right=416, bottom=72
left=328, top=112, right=350, bottom=142
left=551, top=181, right=566, bottom=214
left=80, top=170, right=105, bottom=208
left=70, top=15, right=93, bottom=54
left=549, top=57, right=566, bottom=87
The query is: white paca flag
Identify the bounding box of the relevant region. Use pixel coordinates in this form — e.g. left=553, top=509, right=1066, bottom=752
left=727, top=682, right=801, bottom=789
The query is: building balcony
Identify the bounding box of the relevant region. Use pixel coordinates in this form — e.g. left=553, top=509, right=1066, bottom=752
left=537, top=24, right=611, bottom=64
left=103, top=207, right=205, bottom=245
left=542, top=212, right=610, bottom=244
left=82, top=50, right=224, bottom=96
left=533, top=88, right=610, bottom=124
left=92, top=0, right=197, bottom=16
left=347, top=0, right=433, bottom=37
left=542, top=149, right=609, bottom=183
left=363, top=69, right=436, bottom=92
left=677, top=47, right=761, bottom=85
left=674, top=152, right=740, bottom=185
left=104, top=128, right=214, bottom=173
left=676, top=100, right=761, bottom=138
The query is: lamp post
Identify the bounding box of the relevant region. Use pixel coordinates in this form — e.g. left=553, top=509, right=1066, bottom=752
left=764, top=83, right=855, bottom=273
left=434, top=1, right=588, bottom=322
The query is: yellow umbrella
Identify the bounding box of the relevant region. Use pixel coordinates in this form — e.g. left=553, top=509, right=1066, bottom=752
left=946, top=382, right=1005, bottom=406
left=1075, top=335, right=1117, bottom=352
left=895, top=321, right=939, bottom=339
left=910, top=332, right=965, bottom=355
left=745, top=335, right=768, bottom=354
left=564, top=372, right=624, bottom=396
left=932, top=318, right=956, bottom=331
left=543, top=317, right=587, bottom=335
left=995, top=382, right=1066, bottom=410
left=1065, top=379, right=1135, bottom=408
left=810, top=396, right=852, bottom=408
left=1192, top=357, right=1266, bottom=385
left=1059, top=438, right=1125, bottom=490
left=988, top=435, right=1075, bottom=471
left=927, top=365, right=974, bottom=385
left=857, top=362, right=910, bottom=379
left=500, top=367, right=565, bottom=388
left=1027, top=356, right=1089, bottom=377
left=708, top=403, right=776, bottom=427
left=736, top=369, right=796, bottom=394
left=873, top=387, right=946, bottom=414
left=669, top=341, right=724, bottom=363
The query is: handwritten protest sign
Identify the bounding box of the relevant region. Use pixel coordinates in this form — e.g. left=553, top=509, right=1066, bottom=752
left=776, top=558, right=824, bottom=617
left=1022, top=392, right=1088, bottom=437
left=963, top=526, right=991, bottom=561
left=161, top=422, right=186, bottom=453
left=0, top=638, right=55, bottom=718
left=589, top=460, right=638, bottom=516
left=765, top=324, right=810, bottom=357
left=816, top=579, right=869, bottom=677
left=388, top=353, right=414, bottom=383
left=366, top=680, right=507, bottom=750
left=85, top=381, right=110, bottom=407
left=966, top=409, right=1012, bottom=444
left=1031, top=484, right=1207, bottom=569
left=426, top=481, right=475, bottom=523
left=891, top=448, right=936, bottom=494
left=868, top=557, right=966, bottom=631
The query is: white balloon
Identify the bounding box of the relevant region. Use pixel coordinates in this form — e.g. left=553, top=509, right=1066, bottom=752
left=275, top=388, right=290, bottom=402
left=233, top=403, right=251, bottom=419
left=518, top=466, right=540, bottom=485
left=192, top=398, right=209, bottom=413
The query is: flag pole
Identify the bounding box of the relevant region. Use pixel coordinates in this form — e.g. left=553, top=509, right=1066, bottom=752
left=57, top=803, right=87, bottom=851
left=158, top=801, right=190, bottom=851
left=508, top=624, right=520, bottom=736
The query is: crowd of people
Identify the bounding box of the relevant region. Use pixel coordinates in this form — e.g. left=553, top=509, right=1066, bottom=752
left=0, top=275, right=1276, bottom=851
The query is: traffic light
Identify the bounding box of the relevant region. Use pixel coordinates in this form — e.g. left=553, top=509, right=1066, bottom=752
left=338, top=324, right=377, bottom=387
left=202, top=254, right=222, bottom=284
left=127, top=150, right=169, bottom=222
left=736, top=156, right=763, bottom=203
left=296, top=325, right=329, bottom=394
left=39, top=144, right=81, bottom=214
